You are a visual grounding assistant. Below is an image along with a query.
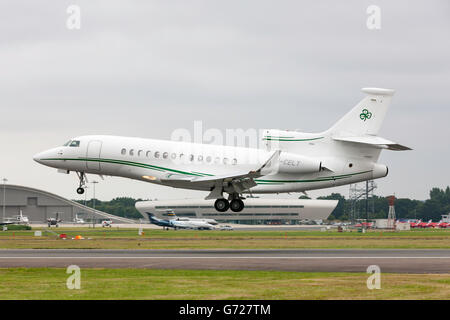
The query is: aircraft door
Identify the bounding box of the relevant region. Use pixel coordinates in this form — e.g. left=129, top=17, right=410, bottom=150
left=86, top=140, right=102, bottom=171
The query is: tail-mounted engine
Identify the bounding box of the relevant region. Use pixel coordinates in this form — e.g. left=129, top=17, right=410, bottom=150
left=277, top=152, right=322, bottom=174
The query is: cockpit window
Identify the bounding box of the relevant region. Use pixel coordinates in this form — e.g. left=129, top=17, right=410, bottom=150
left=63, top=140, right=71, bottom=146
left=69, top=140, right=80, bottom=147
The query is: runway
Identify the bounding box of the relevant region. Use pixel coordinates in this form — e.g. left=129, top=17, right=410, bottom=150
left=0, top=249, right=449, bottom=273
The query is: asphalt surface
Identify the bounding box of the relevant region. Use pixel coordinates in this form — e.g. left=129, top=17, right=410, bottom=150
left=0, top=249, right=449, bottom=273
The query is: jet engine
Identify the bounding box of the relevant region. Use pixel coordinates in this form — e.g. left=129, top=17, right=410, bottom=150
left=277, top=152, right=322, bottom=174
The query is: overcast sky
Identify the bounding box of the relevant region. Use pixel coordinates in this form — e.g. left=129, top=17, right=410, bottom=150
left=0, top=0, right=449, bottom=201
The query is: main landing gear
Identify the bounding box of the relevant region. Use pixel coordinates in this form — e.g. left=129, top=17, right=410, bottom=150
left=230, top=198, right=245, bottom=212
left=76, top=172, right=86, bottom=194
left=214, top=196, right=245, bottom=213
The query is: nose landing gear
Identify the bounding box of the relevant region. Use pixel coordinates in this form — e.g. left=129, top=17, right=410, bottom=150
left=76, top=172, right=86, bottom=194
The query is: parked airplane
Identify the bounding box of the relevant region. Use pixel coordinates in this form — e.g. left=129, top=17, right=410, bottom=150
left=416, top=220, right=433, bottom=228
left=1, top=210, right=30, bottom=226
left=34, top=88, right=410, bottom=213
left=147, top=212, right=215, bottom=230
left=354, top=221, right=373, bottom=229
left=101, top=220, right=113, bottom=227
left=426, top=221, right=440, bottom=228
left=437, top=221, right=449, bottom=228
left=73, top=214, right=85, bottom=224
left=147, top=213, right=173, bottom=229
left=47, top=213, right=62, bottom=227
left=156, top=209, right=218, bottom=225
left=410, top=220, right=448, bottom=229
left=418, top=220, right=447, bottom=229
left=409, top=220, right=421, bottom=228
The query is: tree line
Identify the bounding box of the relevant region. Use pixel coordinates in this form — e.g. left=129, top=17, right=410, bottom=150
left=315, top=186, right=450, bottom=221
left=74, top=197, right=146, bottom=219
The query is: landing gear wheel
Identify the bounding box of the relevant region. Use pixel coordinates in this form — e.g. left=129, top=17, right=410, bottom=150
left=76, top=172, right=87, bottom=195
left=230, top=199, right=244, bottom=212
left=214, top=199, right=229, bottom=212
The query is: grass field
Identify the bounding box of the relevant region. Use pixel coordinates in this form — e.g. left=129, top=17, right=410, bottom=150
left=0, top=228, right=449, bottom=249
left=0, top=268, right=448, bottom=300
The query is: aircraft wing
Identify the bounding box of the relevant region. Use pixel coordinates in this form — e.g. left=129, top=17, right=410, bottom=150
left=0, top=221, right=14, bottom=226
left=160, top=150, right=281, bottom=194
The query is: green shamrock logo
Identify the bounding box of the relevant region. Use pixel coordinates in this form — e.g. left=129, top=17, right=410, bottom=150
left=360, top=109, right=372, bottom=121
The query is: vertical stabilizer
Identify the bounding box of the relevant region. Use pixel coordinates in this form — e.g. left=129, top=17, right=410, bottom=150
left=326, top=88, right=395, bottom=137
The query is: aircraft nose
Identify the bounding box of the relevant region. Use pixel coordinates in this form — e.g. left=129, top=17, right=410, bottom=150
left=33, top=149, right=58, bottom=164
left=33, top=151, right=45, bottom=164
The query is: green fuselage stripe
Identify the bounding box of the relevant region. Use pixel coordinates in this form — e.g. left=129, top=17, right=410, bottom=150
left=262, top=136, right=324, bottom=142
left=254, top=170, right=372, bottom=183
left=42, top=157, right=206, bottom=177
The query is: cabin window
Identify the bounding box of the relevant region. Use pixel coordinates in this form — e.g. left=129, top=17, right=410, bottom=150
left=121, top=148, right=126, bottom=155
left=198, top=155, right=203, bottom=162
left=223, top=158, right=229, bottom=165
left=206, top=156, right=212, bottom=163
left=138, top=150, right=143, bottom=157
left=129, top=149, right=134, bottom=156
left=214, top=157, right=220, bottom=164
left=69, top=140, right=80, bottom=147
left=163, top=152, right=168, bottom=159
left=146, top=151, right=151, bottom=157
left=154, top=151, right=160, bottom=158
left=232, top=158, right=237, bottom=165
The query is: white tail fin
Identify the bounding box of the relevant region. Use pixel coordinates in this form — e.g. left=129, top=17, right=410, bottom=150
left=326, top=88, right=395, bottom=137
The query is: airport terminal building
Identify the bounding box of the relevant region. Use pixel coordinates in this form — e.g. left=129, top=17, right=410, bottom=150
left=136, top=198, right=338, bottom=224
left=0, top=184, right=134, bottom=224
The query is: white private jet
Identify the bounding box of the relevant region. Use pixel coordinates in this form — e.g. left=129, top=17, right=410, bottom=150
left=34, top=88, right=410, bottom=213
left=73, top=214, right=85, bottom=224
left=155, top=209, right=218, bottom=225
left=147, top=212, right=215, bottom=230
left=1, top=210, right=30, bottom=226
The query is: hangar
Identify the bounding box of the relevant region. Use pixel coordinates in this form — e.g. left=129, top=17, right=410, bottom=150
left=136, top=198, right=338, bottom=224
left=0, top=184, right=134, bottom=224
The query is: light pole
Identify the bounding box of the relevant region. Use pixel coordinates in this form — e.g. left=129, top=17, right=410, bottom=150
left=2, top=178, right=7, bottom=222
left=365, top=180, right=369, bottom=223
left=83, top=185, right=89, bottom=223
left=91, top=181, right=99, bottom=228
left=83, top=185, right=89, bottom=210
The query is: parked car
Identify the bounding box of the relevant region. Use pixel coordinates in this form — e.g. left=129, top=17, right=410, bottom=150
left=101, top=220, right=113, bottom=227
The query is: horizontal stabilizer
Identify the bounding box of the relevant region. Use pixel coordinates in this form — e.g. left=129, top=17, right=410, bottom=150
left=333, top=135, right=411, bottom=151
